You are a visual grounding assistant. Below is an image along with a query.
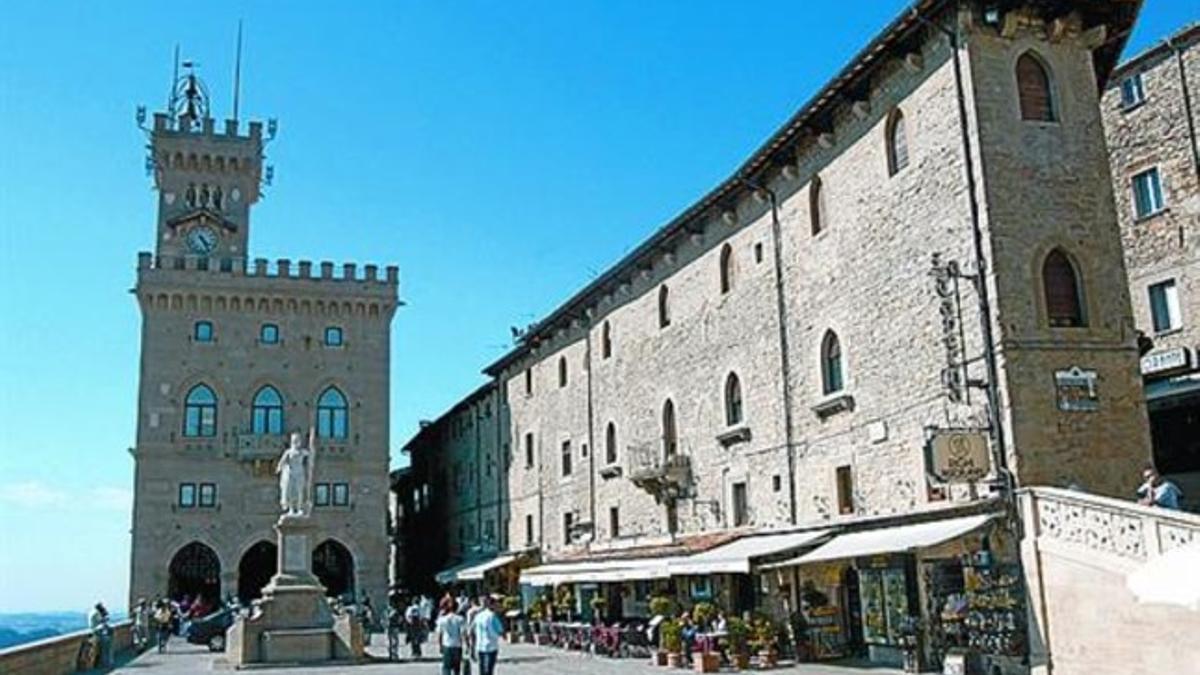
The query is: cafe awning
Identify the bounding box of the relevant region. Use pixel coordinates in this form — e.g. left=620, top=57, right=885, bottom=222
left=522, top=556, right=686, bottom=586
left=458, top=554, right=518, bottom=581
left=668, top=529, right=833, bottom=576
left=435, top=559, right=478, bottom=585
left=762, top=514, right=996, bottom=569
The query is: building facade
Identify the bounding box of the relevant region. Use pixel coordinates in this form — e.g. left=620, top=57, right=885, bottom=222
left=484, top=0, right=1149, bottom=562
left=1101, top=23, right=1200, bottom=488
left=127, top=79, right=399, bottom=609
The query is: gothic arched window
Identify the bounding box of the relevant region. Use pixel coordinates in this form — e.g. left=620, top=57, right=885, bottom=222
left=821, top=331, right=844, bottom=395
left=886, top=109, right=909, bottom=175
left=317, top=387, right=349, bottom=439
left=719, top=244, right=735, bottom=294
left=183, top=384, right=217, bottom=437
left=1043, top=248, right=1086, bottom=327
left=251, top=386, right=284, bottom=435
left=725, top=372, right=744, bottom=426
left=1017, top=52, right=1056, bottom=122
left=662, top=399, right=678, bottom=457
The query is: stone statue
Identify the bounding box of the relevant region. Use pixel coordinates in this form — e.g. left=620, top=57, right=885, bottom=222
left=277, top=429, right=316, bottom=516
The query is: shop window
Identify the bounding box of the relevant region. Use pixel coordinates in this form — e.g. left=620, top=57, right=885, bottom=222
left=732, top=482, right=749, bottom=527
left=1042, top=249, right=1086, bottom=328
left=610, top=506, right=620, bottom=538
left=193, top=321, right=213, bottom=343
left=1016, top=52, right=1056, bottom=122
left=1149, top=279, right=1182, bottom=333
left=178, top=483, right=196, bottom=508
left=198, top=482, right=216, bottom=508
left=836, top=465, right=855, bottom=514
left=1120, top=72, right=1145, bottom=110
left=1132, top=167, right=1165, bottom=219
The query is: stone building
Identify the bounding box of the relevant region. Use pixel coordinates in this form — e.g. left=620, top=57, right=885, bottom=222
left=1100, top=23, right=1200, bottom=491
left=481, top=0, right=1149, bottom=573
left=127, top=73, right=399, bottom=609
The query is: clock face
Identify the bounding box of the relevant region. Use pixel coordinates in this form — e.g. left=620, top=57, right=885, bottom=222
left=186, top=226, right=218, bottom=255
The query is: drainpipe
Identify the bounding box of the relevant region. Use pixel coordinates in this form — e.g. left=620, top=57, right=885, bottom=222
left=910, top=4, right=1013, bottom=500
left=474, top=401, right=483, bottom=553
left=736, top=176, right=799, bottom=526
left=584, top=329, right=598, bottom=548
left=1166, top=35, right=1200, bottom=180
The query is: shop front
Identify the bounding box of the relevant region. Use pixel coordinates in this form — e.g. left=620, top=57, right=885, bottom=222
left=763, top=512, right=1026, bottom=673
left=1142, top=348, right=1200, bottom=478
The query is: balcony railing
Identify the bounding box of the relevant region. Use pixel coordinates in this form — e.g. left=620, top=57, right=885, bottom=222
left=626, top=442, right=692, bottom=501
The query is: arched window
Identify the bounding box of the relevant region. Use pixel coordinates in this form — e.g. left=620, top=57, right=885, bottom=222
left=810, top=175, right=825, bottom=236
left=725, top=372, right=743, bottom=426
left=251, top=386, right=284, bottom=435
left=601, top=321, right=612, bottom=359
left=1016, top=52, right=1055, bottom=122
left=821, top=331, right=844, bottom=395
left=605, top=422, right=618, bottom=464
left=662, top=399, right=678, bottom=457
left=558, top=356, right=568, bottom=387
left=887, top=109, right=909, bottom=175
left=658, top=285, right=671, bottom=328
left=317, top=387, right=349, bottom=439
left=719, top=244, right=735, bottom=294
left=1043, top=249, right=1085, bottom=327
left=183, top=384, right=217, bottom=437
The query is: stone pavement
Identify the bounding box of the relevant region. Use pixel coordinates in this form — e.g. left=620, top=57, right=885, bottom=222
left=115, top=638, right=905, bottom=674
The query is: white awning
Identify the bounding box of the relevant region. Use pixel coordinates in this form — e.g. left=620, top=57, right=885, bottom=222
left=763, top=514, right=996, bottom=569
left=435, top=559, right=477, bottom=585
left=668, top=529, right=833, bottom=576
left=521, top=556, right=686, bottom=586
left=458, top=554, right=518, bottom=581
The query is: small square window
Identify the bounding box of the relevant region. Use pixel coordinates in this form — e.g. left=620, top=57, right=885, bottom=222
left=754, top=243, right=764, bottom=263
left=193, top=321, right=213, bottom=342
left=1149, top=280, right=1182, bottom=333
left=314, top=483, right=330, bottom=506
left=179, top=483, right=196, bottom=508
left=1132, top=168, right=1165, bottom=219
left=772, top=475, right=782, bottom=492
left=324, top=326, right=344, bottom=347
left=198, top=483, right=217, bottom=507
left=332, top=483, right=350, bottom=506
left=260, top=324, right=279, bottom=344
left=1120, top=73, right=1145, bottom=110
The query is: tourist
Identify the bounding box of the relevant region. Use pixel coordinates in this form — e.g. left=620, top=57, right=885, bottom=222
left=678, top=611, right=697, bottom=666
left=88, top=602, right=114, bottom=668
left=712, top=611, right=728, bottom=633
left=153, top=600, right=173, bottom=653
left=1137, top=467, right=1183, bottom=510
left=420, top=593, right=435, bottom=631
left=457, top=590, right=470, bottom=614
left=470, top=596, right=504, bottom=675
left=360, top=594, right=376, bottom=646
left=464, top=596, right=482, bottom=670
left=386, top=596, right=405, bottom=661
left=435, top=597, right=466, bottom=675
left=132, top=598, right=149, bottom=651
left=405, top=597, right=425, bottom=659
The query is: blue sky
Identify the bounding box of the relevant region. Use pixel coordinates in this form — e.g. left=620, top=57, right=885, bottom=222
left=0, top=1, right=1190, bottom=613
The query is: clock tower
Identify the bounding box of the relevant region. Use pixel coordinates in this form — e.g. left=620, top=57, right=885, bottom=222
left=149, top=63, right=266, bottom=262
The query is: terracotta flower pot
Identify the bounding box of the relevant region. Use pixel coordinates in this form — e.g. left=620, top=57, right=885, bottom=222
left=757, top=649, right=778, bottom=669
left=733, top=653, right=751, bottom=670
left=693, top=651, right=720, bottom=672
left=652, top=650, right=668, bottom=666
left=666, top=652, right=684, bottom=668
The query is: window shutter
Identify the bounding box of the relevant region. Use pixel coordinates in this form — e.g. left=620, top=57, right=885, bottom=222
left=1043, top=250, right=1083, bottom=327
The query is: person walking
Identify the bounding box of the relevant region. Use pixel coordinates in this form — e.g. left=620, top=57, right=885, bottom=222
left=386, top=596, right=404, bottom=661
left=470, top=596, right=504, bottom=675
left=131, top=598, right=149, bottom=652
left=153, top=600, right=173, bottom=653
left=435, top=598, right=466, bottom=675
left=405, top=597, right=425, bottom=659
left=88, top=602, right=114, bottom=669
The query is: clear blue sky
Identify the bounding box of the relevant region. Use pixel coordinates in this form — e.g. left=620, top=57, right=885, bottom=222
left=0, top=1, right=1190, bottom=613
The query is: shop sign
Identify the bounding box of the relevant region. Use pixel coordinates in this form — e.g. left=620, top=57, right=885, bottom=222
left=1054, top=366, right=1099, bottom=412
left=1140, top=347, right=1193, bottom=377
left=928, top=431, right=990, bottom=482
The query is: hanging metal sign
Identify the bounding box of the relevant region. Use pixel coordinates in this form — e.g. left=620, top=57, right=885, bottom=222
left=928, top=431, right=991, bottom=482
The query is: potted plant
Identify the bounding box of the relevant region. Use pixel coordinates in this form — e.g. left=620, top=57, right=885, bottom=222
left=589, top=595, right=608, bottom=623
left=727, top=617, right=751, bottom=670
left=501, top=595, right=521, bottom=641
left=691, top=601, right=716, bottom=627
left=660, top=619, right=684, bottom=668
left=749, top=617, right=779, bottom=669
left=689, top=601, right=719, bottom=672
left=554, top=586, right=575, bottom=622
left=530, top=596, right=550, bottom=645
left=649, top=595, right=675, bottom=618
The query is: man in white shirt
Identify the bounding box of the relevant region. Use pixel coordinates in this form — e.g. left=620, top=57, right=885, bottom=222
left=435, top=598, right=466, bottom=675
left=470, top=596, right=504, bottom=675
left=88, top=602, right=114, bottom=668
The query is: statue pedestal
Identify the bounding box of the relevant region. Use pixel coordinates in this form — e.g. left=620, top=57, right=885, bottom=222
left=226, top=514, right=363, bottom=667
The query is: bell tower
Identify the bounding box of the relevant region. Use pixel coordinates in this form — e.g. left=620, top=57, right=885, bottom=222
left=143, top=58, right=273, bottom=262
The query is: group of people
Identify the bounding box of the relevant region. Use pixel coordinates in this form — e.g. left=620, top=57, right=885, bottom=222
left=129, top=594, right=219, bottom=654
left=673, top=608, right=729, bottom=666
left=383, top=591, right=505, bottom=675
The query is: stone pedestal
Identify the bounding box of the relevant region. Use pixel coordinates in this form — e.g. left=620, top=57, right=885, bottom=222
left=227, top=514, right=362, bottom=667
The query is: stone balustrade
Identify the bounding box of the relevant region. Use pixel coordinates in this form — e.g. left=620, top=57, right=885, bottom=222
left=0, top=621, right=134, bottom=675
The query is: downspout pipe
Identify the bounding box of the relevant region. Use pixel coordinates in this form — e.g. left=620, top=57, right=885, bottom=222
left=584, top=330, right=598, bottom=547
left=910, top=4, right=1014, bottom=501
left=736, top=176, right=798, bottom=526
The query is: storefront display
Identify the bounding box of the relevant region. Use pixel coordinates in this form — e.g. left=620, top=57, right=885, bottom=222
left=857, top=556, right=917, bottom=647
left=924, top=553, right=1027, bottom=669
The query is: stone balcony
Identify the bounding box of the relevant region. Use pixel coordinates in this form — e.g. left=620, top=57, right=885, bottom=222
left=626, top=444, right=692, bottom=501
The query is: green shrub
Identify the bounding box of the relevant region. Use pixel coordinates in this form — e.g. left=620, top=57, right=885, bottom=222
left=659, top=619, right=683, bottom=653
left=648, top=595, right=674, bottom=617
left=691, top=601, right=715, bottom=626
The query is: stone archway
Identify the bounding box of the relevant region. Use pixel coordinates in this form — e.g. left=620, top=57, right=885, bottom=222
left=168, top=541, right=221, bottom=603
left=237, top=541, right=277, bottom=603
left=312, top=539, right=355, bottom=600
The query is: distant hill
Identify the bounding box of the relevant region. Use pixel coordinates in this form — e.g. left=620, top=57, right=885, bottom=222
left=0, top=612, right=96, bottom=650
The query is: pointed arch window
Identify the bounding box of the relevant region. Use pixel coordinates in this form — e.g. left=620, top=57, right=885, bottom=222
left=317, top=387, right=349, bottom=439
left=558, top=356, right=568, bottom=387
left=658, top=285, right=671, bottom=328
left=886, top=109, right=909, bottom=175
left=183, top=384, right=217, bottom=437
left=251, top=386, right=284, bottom=435
left=725, top=372, right=744, bottom=426
left=601, top=321, right=612, bottom=359
left=810, top=176, right=825, bottom=236
left=1017, top=52, right=1056, bottom=122
left=662, top=399, right=678, bottom=457
left=1043, top=249, right=1086, bottom=327
left=605, top=422, right=618, bottom=464
left=719, top=244, right=735, bottom=294
left=821, top=331, right=844, bottom=395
